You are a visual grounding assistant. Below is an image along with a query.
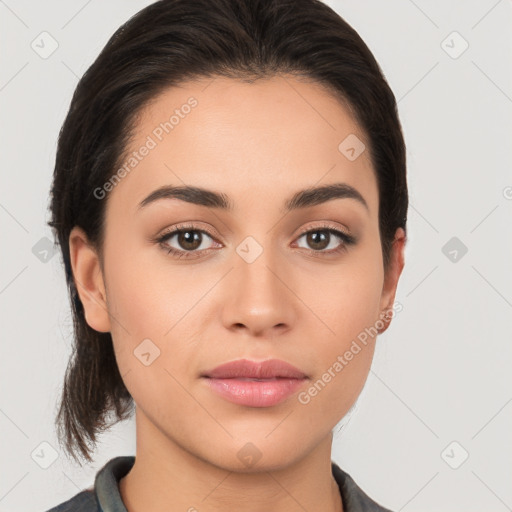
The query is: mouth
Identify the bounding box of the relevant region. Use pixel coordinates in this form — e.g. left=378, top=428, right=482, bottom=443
left=201, top=358, right=308, bottom=407
left=232, top=377, right=283, bottom=381
left=203, top=376, right=308, bottom=407
left=201, top=358, right=308, bottom=380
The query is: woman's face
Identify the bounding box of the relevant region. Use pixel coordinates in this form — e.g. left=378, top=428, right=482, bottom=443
left=71, top=75, right=404, bottom=470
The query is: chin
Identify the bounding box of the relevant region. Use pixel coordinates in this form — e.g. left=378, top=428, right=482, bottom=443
left=199, top=435, right=310, bottom=474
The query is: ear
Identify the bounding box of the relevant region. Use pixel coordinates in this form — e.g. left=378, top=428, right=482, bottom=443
left=69, top=226, right=111, bottom=333
left=377, top=227, right=406, bottom=334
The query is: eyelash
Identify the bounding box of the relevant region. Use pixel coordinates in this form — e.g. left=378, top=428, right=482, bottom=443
left=154, top=222, right=357, bottom=260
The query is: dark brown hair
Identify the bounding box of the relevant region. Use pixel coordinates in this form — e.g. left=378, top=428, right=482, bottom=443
left=48, top=0, right=408, bottom=464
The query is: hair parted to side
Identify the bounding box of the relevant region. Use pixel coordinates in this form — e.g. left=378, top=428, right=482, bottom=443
left=48, top=0, right=408, bottom=464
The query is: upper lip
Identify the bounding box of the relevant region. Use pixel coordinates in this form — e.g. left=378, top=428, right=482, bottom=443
left=202, top=358, right=308, bottom=379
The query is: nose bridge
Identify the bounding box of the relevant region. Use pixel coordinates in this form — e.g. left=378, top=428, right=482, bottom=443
left=222, top=233, right=296, bottom=334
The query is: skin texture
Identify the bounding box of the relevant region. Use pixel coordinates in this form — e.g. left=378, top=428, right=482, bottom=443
left=69, top=74, right=405, bottom=512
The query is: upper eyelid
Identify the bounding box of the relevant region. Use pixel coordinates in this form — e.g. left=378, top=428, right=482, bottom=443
left=160, top=221, right=351, bottom=237
left=296, top=222, right=351, bottom=237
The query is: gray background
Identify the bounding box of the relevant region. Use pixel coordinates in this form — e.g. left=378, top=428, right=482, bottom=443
left=1, top=1, right=511, bottom=510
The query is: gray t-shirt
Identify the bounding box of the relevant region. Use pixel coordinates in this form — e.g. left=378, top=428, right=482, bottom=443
left=46, top=456, right=393, bottom=512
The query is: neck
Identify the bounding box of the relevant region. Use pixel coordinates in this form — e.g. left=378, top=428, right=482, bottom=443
left=119, top=411, right=343, bottom=512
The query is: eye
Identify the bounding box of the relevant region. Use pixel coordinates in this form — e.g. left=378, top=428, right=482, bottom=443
left=294, top=225, right=356, bottom=255
left=154, top=222, right=356, bottom=260
left=156, top=223, right=220, bottom=259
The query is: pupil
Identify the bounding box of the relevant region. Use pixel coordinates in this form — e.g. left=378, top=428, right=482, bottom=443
left=308, top=231, right=329, bottom=250
left=179, top=231, right=201, bottom=250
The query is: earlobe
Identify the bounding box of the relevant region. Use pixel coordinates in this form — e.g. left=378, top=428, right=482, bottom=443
left=378, top=227, right=406, bottom=334
left=69, top=226, right=111, bottom=333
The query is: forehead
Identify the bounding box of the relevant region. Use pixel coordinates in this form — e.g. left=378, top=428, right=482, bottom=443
left=106, top=74, right=378, bottom=216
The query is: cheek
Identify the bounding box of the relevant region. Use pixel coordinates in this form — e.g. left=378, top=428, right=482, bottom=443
left=104, top=238, right=202, bottom=337
left=102, top=249, right=203, bottom=415
left=298, top=248, right=384, bottom=344
left=296, top=249, right=384, bottom=409
left=101, top=237, right=194, bottom=381
left=334, top=268, right=382, bottom=338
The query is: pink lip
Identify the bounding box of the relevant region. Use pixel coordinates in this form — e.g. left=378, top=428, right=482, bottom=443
left=202, top=358, right=307, bottom=379
left=201, top=359, right=308, bottom=408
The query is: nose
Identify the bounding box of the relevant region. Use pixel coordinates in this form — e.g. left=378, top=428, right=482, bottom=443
left=221, top=247, right=297, bottom=338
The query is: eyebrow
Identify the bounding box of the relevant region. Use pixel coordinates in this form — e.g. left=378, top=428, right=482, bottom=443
left=138, top=182, right=368, bottom=213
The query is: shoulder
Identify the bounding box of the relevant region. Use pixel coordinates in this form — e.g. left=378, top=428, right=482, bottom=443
left=331, top=462, right=394, bottom=512
left=44, top=456, right=135, bottom=512
left=44, top=489, right=97, bottom=512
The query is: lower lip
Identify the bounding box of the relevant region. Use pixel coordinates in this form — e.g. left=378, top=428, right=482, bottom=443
left=204, top=377, right=307, bottom=407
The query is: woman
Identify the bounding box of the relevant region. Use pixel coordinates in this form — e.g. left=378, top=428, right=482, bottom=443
left=46, top=0, right=407, bottom=510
